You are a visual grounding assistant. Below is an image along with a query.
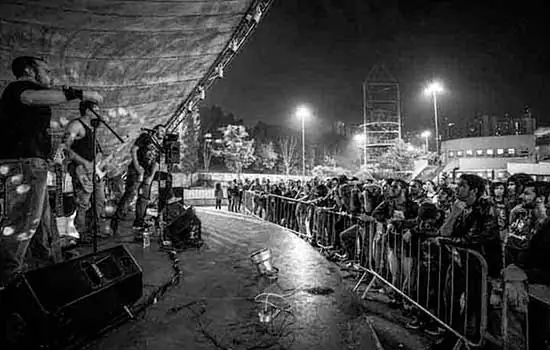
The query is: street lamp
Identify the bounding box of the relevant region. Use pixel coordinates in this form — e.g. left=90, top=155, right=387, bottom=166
left=421, top=130, right=431, bottom=153
left=424, top=81, right=444, bottom=155
left=295, top=105, right=312, bottom=179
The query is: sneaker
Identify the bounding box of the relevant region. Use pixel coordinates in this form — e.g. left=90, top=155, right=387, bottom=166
left=406, top=317, right=424, bottom=330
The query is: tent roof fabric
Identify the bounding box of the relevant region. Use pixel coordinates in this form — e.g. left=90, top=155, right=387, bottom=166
left=0, top=0, right=263, bottom=172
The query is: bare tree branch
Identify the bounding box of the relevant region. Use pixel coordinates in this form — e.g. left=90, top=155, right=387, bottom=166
left=277, top=136, right=298, bottom=176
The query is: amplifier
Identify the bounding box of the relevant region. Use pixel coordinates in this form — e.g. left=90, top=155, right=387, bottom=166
left=1, top=245, right=143, bottom=349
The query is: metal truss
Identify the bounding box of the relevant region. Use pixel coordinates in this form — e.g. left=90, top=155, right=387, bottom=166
left=165, top=0, right=275, bottom=134
left=363, top=65, right=402, bottom=155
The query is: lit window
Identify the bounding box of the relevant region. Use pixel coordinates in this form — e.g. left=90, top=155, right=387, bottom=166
left=457, top=151, right=464, bottom=157
left=476, top=149, right=483, bottom=156
left=449, top=151, right=455, bottom=157
left=497, top=148, right=504, bottom=155
left=486, top=149, right=494, bottom=156
left=507, top=148, right=515, bottom=155
left=466, top=149, right=473, bottom=156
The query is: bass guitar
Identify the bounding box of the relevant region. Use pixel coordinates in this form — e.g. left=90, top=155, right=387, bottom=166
left=52, top=133, right=79, bottom=240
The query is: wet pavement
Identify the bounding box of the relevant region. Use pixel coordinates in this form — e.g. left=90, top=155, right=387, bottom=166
left=86, top=207, right=382, bottom=350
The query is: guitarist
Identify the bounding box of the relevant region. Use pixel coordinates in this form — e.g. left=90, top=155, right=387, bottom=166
left=0, top=56, right=102, bottom=288
left=63, top=101, right=108, bottom=244
left=111, top=125, right=165, bottom=237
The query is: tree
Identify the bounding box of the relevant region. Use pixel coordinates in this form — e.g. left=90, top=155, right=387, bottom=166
left=178, top=107, right=201, bottom=174
left=254, top=141, right=278, bottom=171
left=376, top=140, right=424, bottom=173
left=277, top=136, right=298, bottom=175
left=213, top=125, right=255, bottom=175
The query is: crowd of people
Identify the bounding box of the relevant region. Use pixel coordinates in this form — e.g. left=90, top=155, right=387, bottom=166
left=221, top=173, right=550, bottom=345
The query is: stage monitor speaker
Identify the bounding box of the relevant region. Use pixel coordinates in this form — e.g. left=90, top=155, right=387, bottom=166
left=1, top=245, right=143, bottom=349
left=164, top=203, right=202, bottom=249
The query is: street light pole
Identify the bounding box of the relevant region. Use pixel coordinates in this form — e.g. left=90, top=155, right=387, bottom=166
left=301, top=113, right=306, bottom=179
left=362, top=81, right=367, bottom=167
left=432, top=91, right=440, bottom=155
left=424, top=133, right=429, bottom=153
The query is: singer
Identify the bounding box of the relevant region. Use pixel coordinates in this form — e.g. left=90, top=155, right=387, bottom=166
left=62, top=101, right=108, bottom=244
left=111, top=124, right=165, bottom=237
left=0, top=56, right=102, bottom=288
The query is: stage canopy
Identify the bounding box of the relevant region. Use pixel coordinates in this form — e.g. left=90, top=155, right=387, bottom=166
left=0, top=0, right=270, bottom=172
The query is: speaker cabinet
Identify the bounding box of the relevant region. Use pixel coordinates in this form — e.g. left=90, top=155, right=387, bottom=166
left=1, top=245, right=143, bottom=349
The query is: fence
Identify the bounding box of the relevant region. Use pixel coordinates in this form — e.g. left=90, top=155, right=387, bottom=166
left=242, top=190, right=489, bottom=348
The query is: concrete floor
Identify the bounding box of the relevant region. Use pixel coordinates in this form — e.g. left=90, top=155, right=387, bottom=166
left=86, top=207, right=383, bottom=350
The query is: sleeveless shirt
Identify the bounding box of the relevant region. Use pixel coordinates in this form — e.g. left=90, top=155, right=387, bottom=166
left=70, top=119, right=95, bottom=162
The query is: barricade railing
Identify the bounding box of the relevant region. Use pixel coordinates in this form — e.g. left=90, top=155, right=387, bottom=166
left=242, top=190, right=489, bottom=348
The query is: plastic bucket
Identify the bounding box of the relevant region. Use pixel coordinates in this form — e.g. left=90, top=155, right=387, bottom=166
left=250, top=248, right=275, bottom=276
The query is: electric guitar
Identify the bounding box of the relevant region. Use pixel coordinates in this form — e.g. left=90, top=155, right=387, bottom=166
left=52, top=137, right=79, bottom=240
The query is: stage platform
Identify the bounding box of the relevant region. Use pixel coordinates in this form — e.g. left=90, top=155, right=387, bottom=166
left=83, top=208, right=382, bottom=350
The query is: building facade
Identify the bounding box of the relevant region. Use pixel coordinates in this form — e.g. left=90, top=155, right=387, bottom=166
left=440, top=134, right=545, bottom=180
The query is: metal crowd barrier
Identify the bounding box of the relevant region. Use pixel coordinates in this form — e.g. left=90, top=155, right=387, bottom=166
left=243, top=190, right=489, bottom=348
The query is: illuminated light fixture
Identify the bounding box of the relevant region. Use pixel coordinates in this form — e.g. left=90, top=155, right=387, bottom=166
left=253, top=6, right=263, bottom=23
left=247, top=5, right=262, bottom=23
left=423, top=81, right=444, bottom=96
left=215, top=64, right=224, bottom=78
left=353, top=134, right=363, bottom=142
left=198, top=86, right=205, bottom=100
left=230, top=39, right=240, bottom=53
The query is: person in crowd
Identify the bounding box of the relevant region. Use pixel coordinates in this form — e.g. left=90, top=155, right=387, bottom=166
left=506, top=173, right=532, bottom=210
left=506, top=181, right=548, bottom=268
left=236, top=180, right=244, bottom=212
left=226, top=180, right=234, bottom=212
left=434, top=174, right=500, bottom=342
left=0, top=56, right=102, bottom=287
left=338, top=181, right=367, bottom=261
left=214, top=183, right=223, bottom=210
left=436, top=186, right=454, bottom=218
left=111, top=124, right=165, bottom=237
left=424, top=180, right=437, bottom=202
left=490, top=181, right=508, bottom=264
left=409, top=180, right=426, bottom=204
left=373, top=179, right=419, bottom=306
left=404, top=202, right=445, bottom=335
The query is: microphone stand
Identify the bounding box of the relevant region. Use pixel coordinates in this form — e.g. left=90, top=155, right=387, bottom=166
left=87, top=105, right=125, bottom=253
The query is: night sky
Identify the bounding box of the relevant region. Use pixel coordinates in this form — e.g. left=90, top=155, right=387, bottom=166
left=206, top=0, right=549, bottom=133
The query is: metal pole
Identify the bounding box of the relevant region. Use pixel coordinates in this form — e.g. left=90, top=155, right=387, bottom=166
left=362, top=81, right=367, bottom=167
left=302, top=115, right=306, bottom=179
left=433, top=91, right=440, bottom=155
left=425, top=135, right=429, bottom=153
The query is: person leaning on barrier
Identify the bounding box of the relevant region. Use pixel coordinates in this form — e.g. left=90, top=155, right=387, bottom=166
left=433, top=174, right=501, bottom=343
left=403, top=202, right=446, bottom=334
left=372, top=179, right=419, bottom=306
left=433, top=174, right=501, bottom=276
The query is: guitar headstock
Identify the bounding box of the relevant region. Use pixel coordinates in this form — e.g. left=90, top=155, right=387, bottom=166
left=49, top=128, right=66, bottom=166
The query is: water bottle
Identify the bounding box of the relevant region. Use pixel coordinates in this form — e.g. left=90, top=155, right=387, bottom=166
left=143, top=227, right=151, bottom=248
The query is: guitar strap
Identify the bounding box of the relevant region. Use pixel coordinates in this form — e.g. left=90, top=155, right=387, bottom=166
left=77, top=119, right=103, bottom=156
